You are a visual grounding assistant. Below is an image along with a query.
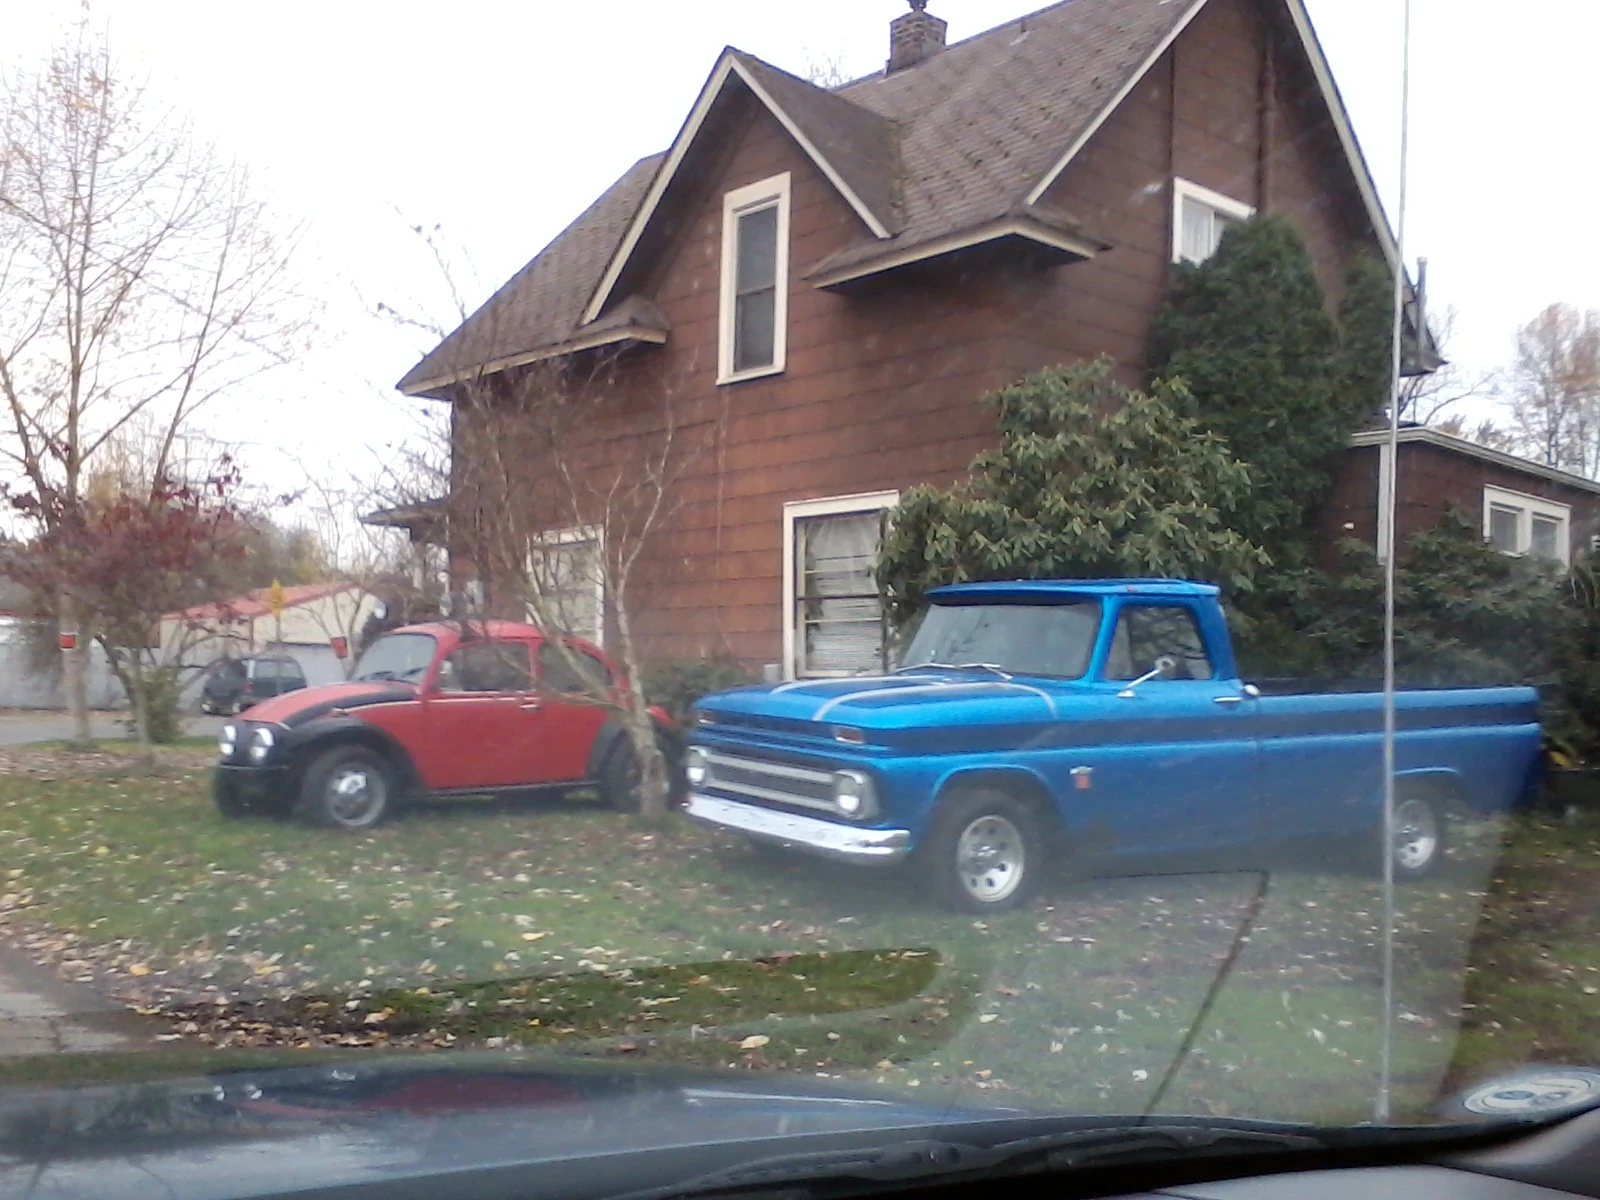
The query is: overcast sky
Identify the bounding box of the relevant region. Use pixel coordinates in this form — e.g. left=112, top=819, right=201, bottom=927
left=5, top=0, right=1595, bottom=494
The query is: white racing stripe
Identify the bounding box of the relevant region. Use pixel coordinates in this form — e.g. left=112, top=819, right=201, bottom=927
left=812, top=678, right=1059, bottom=721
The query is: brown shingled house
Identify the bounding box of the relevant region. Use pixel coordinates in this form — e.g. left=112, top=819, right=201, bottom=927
left=396, top=0, right=1505, bottom=680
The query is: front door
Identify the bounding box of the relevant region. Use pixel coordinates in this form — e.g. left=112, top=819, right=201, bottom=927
left=416, top=640, right=547, bottom=791
left=531, top=640, right=618, bottom=784
left=1088, top=602, right=1260, bottom=855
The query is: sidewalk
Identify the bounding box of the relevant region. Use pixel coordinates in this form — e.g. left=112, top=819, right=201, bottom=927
left=0, top=944, right=149, bottom=1057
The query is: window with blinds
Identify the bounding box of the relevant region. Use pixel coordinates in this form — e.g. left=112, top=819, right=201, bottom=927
left=793, top=508, right=889, bottom=678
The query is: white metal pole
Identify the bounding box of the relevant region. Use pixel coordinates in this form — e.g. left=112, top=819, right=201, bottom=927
left=1377, top=0, right=1415, bottom=1126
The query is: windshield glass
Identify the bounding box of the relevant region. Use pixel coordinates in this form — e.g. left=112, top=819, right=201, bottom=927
left=350, top=633, right=436, bottom=681
left=4, top=1, right=1599, bottom=1195
left=901, top=601, right=1102, bottom=677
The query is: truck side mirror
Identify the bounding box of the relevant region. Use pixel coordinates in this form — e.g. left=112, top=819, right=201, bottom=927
left=1117, top=655, right=1179, bottom=699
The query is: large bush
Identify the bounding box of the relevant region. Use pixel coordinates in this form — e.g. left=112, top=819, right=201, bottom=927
left=642, top=658, right=757, bottom=726
left=1153, top=218, right=1382, bottom=567
left=877, top=359, right=1269, bottom=626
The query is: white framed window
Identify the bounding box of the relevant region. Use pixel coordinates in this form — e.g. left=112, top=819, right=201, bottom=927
left=782, top=491, right=898, bottom=680
left=527, top=525, right=605, bottom=645
left=718, top=173, right=791, bottom=384
left=1483, top=486, right=1571, bottom=565
left=1173, top=178, right=1255, bottom=264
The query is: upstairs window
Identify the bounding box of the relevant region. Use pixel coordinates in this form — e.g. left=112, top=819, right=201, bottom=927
left=1484, top=485, right=1571, bottom=564
left=1173, top=178, right=1255, bottom=264
left=719, top=173, right=791, bottom=383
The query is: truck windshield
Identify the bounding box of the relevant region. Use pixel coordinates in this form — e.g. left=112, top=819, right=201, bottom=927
left=900, top=601, right=1102, bottom=679
left=351, top=633, right=437, bottom=682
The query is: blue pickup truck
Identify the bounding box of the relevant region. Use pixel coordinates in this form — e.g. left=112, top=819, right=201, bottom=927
left=683, top=579, right=1543, bottom=912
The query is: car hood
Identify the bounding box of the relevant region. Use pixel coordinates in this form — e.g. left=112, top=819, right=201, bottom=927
left=242, top=679, right=417, bottom=726
left=0, top=1054, right=1021, bottom=1200
left=701, top=674, right=1082, bottom=731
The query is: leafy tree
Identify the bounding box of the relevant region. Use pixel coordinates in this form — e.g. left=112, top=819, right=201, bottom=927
left=876, top=360, right=1269, bottom=627
left=1153, top=217, right=1360, bottom=566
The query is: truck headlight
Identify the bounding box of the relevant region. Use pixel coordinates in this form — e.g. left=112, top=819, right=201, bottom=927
left=832, top=770, right=879, bottom=821
left=217, top=724, right=237, bottom=759
left=684, top=746, right=711, bottom=787
left=247, top=727, right=276, bottom=764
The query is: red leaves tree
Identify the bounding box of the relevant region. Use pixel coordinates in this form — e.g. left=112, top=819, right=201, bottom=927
left=5, top=462, right=248, bottom=758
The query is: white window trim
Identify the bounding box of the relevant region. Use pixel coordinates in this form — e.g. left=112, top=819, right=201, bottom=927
left=1483, top=485, right=1572, bottom=565
left=527, top=524, right=606, bottom=646
left=1172, top=177, right=1256, bottom=264
left=718, top=172, right=791, bottom=386
left=782, top=491, right=899, bottom=682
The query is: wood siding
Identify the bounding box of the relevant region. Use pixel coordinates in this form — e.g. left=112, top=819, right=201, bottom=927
left=1320, top=443, right=1600, bottom=566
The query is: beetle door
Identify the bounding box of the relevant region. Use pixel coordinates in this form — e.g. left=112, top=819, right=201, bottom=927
left=417, top=640, right=547, bottom=790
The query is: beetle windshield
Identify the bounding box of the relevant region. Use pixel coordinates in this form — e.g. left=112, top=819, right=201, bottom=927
left=350, top=633, right=437, bottom=682
left=900, top=600, right=1102, bottom=679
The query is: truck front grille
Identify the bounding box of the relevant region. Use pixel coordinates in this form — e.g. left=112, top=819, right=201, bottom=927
left=704, top=751, right=837, bottom=814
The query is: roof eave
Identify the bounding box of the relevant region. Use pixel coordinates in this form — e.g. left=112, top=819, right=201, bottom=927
left=579, top=50, right=897, bottom=327
left=398, top=325, right=669, bottom=399
left=1348, top=427, right=1600, bottom=496
left=808, top=217, right=1107, bottom=290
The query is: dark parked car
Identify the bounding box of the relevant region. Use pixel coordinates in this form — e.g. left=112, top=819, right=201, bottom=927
left=199, top=654, right=308, bottom=715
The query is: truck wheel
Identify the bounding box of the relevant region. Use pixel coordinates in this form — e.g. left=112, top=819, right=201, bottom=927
left=295, top=746, right=394, bottom=830
left=922, top=788, right=1044, bottom=914
left=1391, top=791, right=1447, bottom=881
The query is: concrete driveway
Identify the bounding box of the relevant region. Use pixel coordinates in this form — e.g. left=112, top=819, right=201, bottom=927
left=0, top=711, right=226, bottom=747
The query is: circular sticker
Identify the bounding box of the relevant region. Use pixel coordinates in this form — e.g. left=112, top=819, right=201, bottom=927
left=1461, top=1070, right=1600, bottom=1117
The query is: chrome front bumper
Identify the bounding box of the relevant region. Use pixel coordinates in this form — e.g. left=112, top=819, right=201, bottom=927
left=685, top=793, right=912, bottom=865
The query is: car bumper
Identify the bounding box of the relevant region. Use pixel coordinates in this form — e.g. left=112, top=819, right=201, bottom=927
left=214, top=763, right=291, bottom=797
left=684, top=793, right=912, bottom=865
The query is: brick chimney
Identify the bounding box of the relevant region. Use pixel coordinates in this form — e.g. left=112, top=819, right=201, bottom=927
left=887, top=1, right=947, bottom=74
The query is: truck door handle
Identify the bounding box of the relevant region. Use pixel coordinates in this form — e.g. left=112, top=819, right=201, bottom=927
left=1213, top=695, right=1245, bottom=707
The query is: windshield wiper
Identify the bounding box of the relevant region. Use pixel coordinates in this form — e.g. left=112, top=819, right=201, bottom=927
left=617, top=1122, right=1327, bottom=1200
left=894, top=662, right=1014, bottom=680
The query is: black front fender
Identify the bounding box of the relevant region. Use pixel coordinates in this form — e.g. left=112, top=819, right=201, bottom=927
left=279, top=717, right=423, bottom=794
left=586, top=713, right=685, bottom=784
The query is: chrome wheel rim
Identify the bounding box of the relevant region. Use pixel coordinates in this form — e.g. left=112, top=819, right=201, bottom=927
left=1393, top=797, right=1439, bottom=871
left=956, top=815, right=1025, bottom=902
left=326, top=765, right=385, bottom=827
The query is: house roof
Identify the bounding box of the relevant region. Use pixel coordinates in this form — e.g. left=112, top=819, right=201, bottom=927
left=402, top=0, right=1402, bottom=398
left=168, top=582, right=366, bottom=624
left=1348, top=427, right=1600, bottom=497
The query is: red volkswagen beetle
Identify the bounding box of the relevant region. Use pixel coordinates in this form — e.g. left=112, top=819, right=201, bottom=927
left=212, top=621, right=680, bottom=829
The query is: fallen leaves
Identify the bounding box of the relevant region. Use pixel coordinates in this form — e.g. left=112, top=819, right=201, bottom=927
left=738, top=1035, right=770, bottom=1050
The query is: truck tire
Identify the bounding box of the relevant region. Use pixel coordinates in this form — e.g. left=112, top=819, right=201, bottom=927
left=921, top=787, right=1044, bottom=913
left=1390, top=790, right=1448, bottom=881
left=294, top=746, right=395, bottom=830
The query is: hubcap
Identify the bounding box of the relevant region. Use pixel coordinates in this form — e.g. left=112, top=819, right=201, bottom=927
left=326, top=765, right=385, bottom=826
left=1393, top=797, right=1439, bottom=871
left=955, top=815, right=1025, bottom=902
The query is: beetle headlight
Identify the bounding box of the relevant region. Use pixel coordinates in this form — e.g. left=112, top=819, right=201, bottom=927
left=832, top=770, right=879, bottom=821
left=217, top=724, right=238, bottom=759
left=684, top=746, right=711, bottom=788
left=247, top=726, right=276, bottom=764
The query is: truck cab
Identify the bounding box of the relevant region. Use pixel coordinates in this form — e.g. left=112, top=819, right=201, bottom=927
left=684, top=580, right=1541, bottom=912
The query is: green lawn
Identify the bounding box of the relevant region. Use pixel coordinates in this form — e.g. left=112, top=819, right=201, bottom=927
left=0, top=742, right=1597, bottom=1126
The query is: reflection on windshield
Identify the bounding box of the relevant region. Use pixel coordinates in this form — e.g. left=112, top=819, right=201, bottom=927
left=900, top=602, right=1102, bottom=678
left=351, top=633, right=436, bottom=682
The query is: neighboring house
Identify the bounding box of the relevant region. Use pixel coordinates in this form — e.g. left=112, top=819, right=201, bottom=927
left=165, top=582, right=381, bottom=692
left=1323, top=427, right=1600, bottom=569
left=398, top=0, right=1440, bottom=680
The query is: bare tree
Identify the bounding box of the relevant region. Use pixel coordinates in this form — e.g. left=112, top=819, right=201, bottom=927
left=1399, top=305, right=1498, bottom=427
left=1501, top=303, right=1600, bottom=477
left=0, top=27, right=308, bottom=743
left=379, top=223, right=714, bottom=817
